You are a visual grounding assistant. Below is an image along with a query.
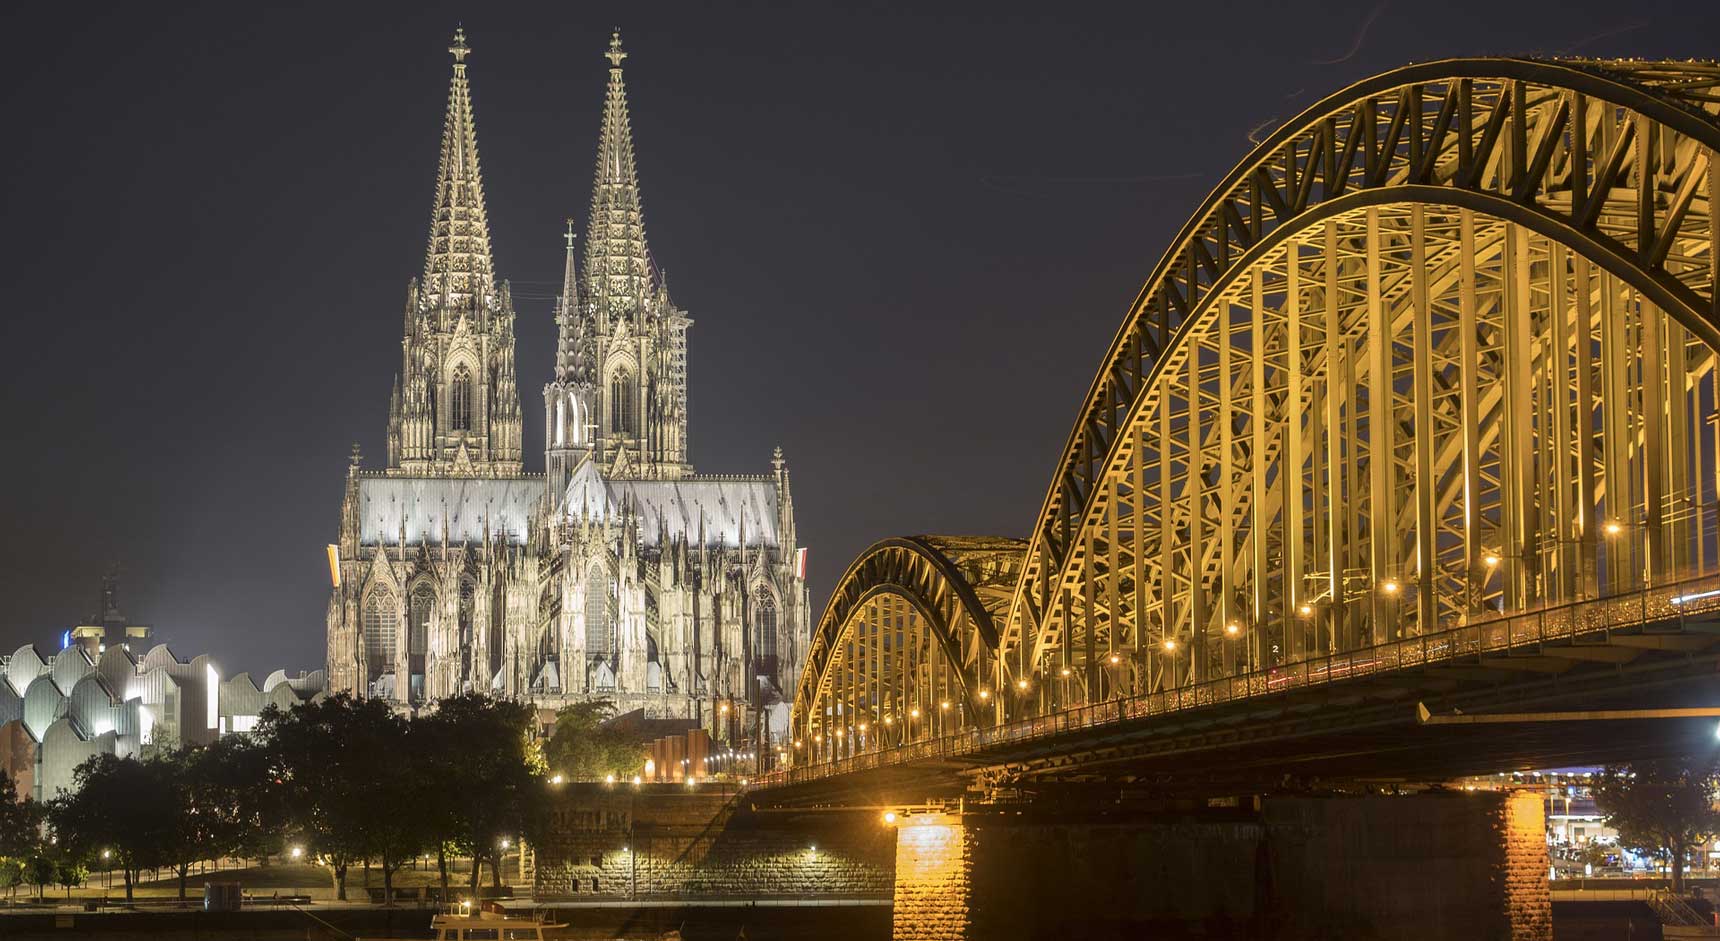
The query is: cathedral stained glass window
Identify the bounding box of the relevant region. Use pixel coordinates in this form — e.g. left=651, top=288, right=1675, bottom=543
left=362, top=591, right=396, bottom=680
left=451, top=364, right=473, bottom=431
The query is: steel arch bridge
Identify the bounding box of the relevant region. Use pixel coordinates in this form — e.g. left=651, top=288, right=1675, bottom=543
left=783, top=57, right=1720, bottom=783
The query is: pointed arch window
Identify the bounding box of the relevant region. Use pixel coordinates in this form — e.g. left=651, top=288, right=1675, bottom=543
left=610, top=370, right=636, bottom=435
left=362, top=591, right=397, bottom=683
left=585, top=574, right=615, bottom=663
left=755, top=593, right=779, bottom=682
left=451, top=364, right=473, bottom=432
left=408, top=584, right=434, bottom=657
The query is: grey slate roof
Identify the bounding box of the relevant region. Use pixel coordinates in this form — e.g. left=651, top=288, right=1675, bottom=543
left=357, top=477, right=540, bottom=546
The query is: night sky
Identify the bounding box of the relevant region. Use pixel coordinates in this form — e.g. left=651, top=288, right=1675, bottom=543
left=3, top=0, right=1714, bottom=677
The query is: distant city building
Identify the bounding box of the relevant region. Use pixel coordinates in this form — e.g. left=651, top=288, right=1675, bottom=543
left=0, top=575, right=325, bottom=801
left=66, top=567, right=151, bottom=659
left=324, top=31, right=809, bottom=741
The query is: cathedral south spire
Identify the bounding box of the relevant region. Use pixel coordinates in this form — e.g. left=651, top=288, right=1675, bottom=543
left=424, top=27, right=494, bottom=311
left=583, top=31, right=652, bottom=330
left=572, top=32, right=693, bottom=481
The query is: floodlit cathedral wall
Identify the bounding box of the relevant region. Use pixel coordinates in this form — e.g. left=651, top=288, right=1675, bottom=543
left=325, top=31, right=810, bottom=739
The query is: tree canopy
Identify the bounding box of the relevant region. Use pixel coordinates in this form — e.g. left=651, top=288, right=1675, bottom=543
left=28, top=692, right=553, bottom=903
left=1593, top=756, right=1720, bottom=893
left=543, top=700, right=646, bottom=781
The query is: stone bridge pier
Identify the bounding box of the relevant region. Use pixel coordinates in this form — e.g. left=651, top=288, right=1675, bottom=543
left=891, top=791, right=1551, bottom=940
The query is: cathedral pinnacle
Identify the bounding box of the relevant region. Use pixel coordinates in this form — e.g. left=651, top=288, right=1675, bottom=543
left=553, top=219, right=580, bottom=381
left=605, top=30, right=627, bottom=68
left=450, top=27, right=470, bottom=65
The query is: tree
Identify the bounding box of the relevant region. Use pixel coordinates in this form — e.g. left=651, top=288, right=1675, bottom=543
left=416, top=694, right=542, bottom=893
left=54, top=857, right=86, bottom=900
left=255, top=695, right=405, bottom=901
left=0, top=857, right=24, bottom=901
left=356, top=715, right=426, bottom=905
left=0, top=773, right=44, bottom=900
left=0, top=774, right=42, bottom=858
left=48, top=755, right=174, bottom=900
left=543, top=700, right=646, bottom=781
left=1593, top=757, right=1720, bottom=894
left=24, top=852, right=54, bottom=900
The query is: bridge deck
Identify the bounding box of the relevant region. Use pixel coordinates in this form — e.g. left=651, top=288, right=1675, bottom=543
left=756, top=574, right=1720, bottom=805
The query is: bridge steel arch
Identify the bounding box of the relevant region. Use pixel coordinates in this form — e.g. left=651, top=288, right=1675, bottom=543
left=786, top=58, right=1720, bottom=771
left=998, top=57, right=1720, bottom=703
left=790, top=536, right=1024, bottom=763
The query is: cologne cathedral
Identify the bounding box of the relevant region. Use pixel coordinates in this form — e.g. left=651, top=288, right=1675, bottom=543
left=325, top=30, right=808, bottom=739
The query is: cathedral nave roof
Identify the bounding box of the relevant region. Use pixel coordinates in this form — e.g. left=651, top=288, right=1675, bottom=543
left=563, top=463, right=781, bottom=548
left=357, top=476, right=539, bottom=546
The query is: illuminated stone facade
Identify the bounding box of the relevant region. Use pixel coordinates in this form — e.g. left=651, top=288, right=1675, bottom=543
left=325, top=31, right=808, bottom=738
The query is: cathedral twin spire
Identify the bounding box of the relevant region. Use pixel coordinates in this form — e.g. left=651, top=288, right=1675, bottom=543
left=549, top=30, right=693, bottom=487
left=423, top=27, right=494, bottom=311
left=388, top=29, right=522, bottom=478
left=390, top=28, right=687, bottom=487
left=582, top=31, right=654, bottom=331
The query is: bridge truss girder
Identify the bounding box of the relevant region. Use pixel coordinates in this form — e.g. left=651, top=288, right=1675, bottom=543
left=786, top=57, right=1720, bottom=779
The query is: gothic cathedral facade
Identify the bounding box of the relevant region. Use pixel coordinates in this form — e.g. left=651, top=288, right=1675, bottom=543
left=325, top=31, right=808, bottom=739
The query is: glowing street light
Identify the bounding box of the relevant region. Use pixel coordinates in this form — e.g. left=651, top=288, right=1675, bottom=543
left=939, top=701, right=950, bottom=711
left=1604, top=521, right=1624, bottom=537
left=1482, top=553, right=1501, bottom=567
left=1107, top=654, right=1121, bottom=665
left=1224, top=623, right=1240, bottom=636
left=1163, top=639, right=1178, bottom=652
left=1381, top=580, right=1400, bottom=594
left=1016, top=679, right=1029, bottom=691
left=882, top=811, right=897, bottom=825
left=551, top=774, right=566, bottom=785
left=1298, top=603, right=1313, bottom=617
left=290, top=846, right=304, bottom=860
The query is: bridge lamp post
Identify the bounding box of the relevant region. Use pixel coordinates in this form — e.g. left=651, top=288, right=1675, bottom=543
left=1602, top=519, right=1656, bottom=590
left=1103, top=653, right=1123, bottom=701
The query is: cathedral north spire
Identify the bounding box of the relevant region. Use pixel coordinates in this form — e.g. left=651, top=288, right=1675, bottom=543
left=389, top=28, right=522, bottom=479
left=423, top=26, right=493, bottom=310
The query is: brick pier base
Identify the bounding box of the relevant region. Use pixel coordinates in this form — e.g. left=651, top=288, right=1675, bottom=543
left=890, top=791, right=1551, bottom=940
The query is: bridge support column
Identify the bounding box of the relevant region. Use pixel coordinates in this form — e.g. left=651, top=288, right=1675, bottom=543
left=888, top=792, right=1550, bottom=940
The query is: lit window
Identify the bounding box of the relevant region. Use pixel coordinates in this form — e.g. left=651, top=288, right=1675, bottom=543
left=362, top=591, right=397, bottom=681
left=450, top=364, right=473, bottom=432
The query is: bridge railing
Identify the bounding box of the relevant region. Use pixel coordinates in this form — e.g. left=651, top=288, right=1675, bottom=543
left=761, top=570, right=1720, bottom=788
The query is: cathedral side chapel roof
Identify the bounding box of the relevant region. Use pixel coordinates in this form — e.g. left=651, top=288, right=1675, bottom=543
left=563, top=463, right=780, bottom=548
left=358, top=477, right=538, bottom=546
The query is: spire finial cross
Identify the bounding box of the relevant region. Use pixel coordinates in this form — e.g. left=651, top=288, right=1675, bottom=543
left=450, top=26, right=471, bottom=64
left=605, top=29, right=627, bottom=68
left=564, top=218, right=576, bottom=250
